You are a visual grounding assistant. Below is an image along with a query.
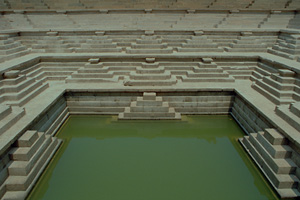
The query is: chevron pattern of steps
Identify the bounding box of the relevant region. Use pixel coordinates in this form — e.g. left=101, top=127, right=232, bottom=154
left=123, top=58, right=177, bottom=86
left=1, top=130, right=62, bottom=200
left=239, top=129, right=300, bottom=198
left=118, top=92, right=181, bottom=120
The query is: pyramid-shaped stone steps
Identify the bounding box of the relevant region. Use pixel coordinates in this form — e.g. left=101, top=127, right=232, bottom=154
left=123, top=59, right=177, bottom=86
left=179, top=59, right=235, bottom=83
left=239, top=129, right=300, bottom=198
left=118, top=92, right=181, bottom=120
left=0, top=35, right=29, bottom=63
left=252, top=69, right=297, bottom=105
left=1, top=130, right=61, bottom=200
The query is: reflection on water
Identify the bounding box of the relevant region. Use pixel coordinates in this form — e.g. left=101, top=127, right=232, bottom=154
left=27, top=115, right=280, bottom=200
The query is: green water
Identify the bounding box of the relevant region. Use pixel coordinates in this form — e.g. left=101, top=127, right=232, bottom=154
left=28, top=115, right=280, bottom=200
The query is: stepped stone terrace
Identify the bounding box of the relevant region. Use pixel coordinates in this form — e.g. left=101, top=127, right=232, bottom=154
left=0, top=0, right=300, bottom=199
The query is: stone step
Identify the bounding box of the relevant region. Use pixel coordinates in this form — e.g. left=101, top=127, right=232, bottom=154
left=174, top=107, right=230, bottom=114
left=68, top=107, right=125, bottom=114
left=271, top=74, right=295, bottom=84
left=8, top=135, right=52, bottom=176
left=126, top=47, right=173, bottom=54
left=168, top=101, right=232, bottom=108
left=176, top=47, right=223, bottom=52
left=0, top=46, right=26, bottom=55
left=74, top=47, right=122, bottom=53
left=123, top=76, right=177, bottom=86
left=256, top=79, right=294, bottom=98
left=67, top=101, right=130, bottom=107
left=136, top=66, right=165, bottom=74
left=1, top=80, right=44, bottom=101
left=263, top=76, right=294, bottom=91
left=16, top=131, right=39, bottom=148
left=276, top=105, right=300, bottom=132
left=229, top=43, right=267, bottom=48
left=252, top=83, right=293, bottom=105
left=10, top=132, right=46, bottom=161
left=81, top=44, right=117, bottom=48
left=65, top=77, right=119, bottom=83
left=162, top=96, right=233, bottom=102
left=186, top=72, right=229, bottom=78
left=136, top=39, right=162, bottom=44
left=0, top=76, right=27, bottom=87
left=6, top=83, right=49, bottom=106
left=0, top=50, right=30, bottom=63
left=182, top=43, right=218, bottom=48
left=240, top=137, right=300, bottom=198
left=141, top=92, right=157, bottom=101
left=0, top=107, right=25, bottom=136
left=290, top=103, right=300, bottom=117
left=273, top=45, right=300, bottom=55
left=256, top=132, right=292, bottom=159
left=181, top=76, right=235, bottom=82
left=264, top=128, right=287, bottom=145
left=193, top=68, right=223, bottom=73
left=225, top=47, right=267, bottom=52
left=130, top=105, right=170, bottom=113
left=136, top=99, right=163, bottom=107
left=0, top=78, right=36, bottom=94
left=0, top=42, right=20, bottom=50
left=119, top=109, right=181, bottom=120
left=129, top=71, right=171, bottom=80
left=249, top=133, right=296, bottom=174
left=131, top=43, right=168, bottom=49
left=71, top=72, right=114, bottom=79
left=257, top=62, right=276, bottom=75
left=0, top=105, right=12, bottom=121
left=268, top=48, right=295, bottom=60
left=5, top=138, right=61, bottom=193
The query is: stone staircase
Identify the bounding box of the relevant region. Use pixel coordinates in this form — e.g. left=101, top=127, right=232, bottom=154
left=179, top=58, right=235, bottom=83
left=65, top=58, right=121, bottom=83
left=217, top=61, right=257, bottom=80
left=126, top=33, right=173, bottom=54
left=225, top=32, right=274, bottom=52
left=268, top=33, right=300, bottom=61
left=0, top=105, right=25, bottom=136
left=176, top=33, right=223, bottom=52
left=0, top=70, right=49, bottom=106
left=240, top=129, right=300, bottom=198
left=123, top=58, right=177, bottom=86
left=23, top=62, right=84, bottom=82
left=276, top=102, right=300, bottom=132
left=118, top=92, right=181, bottom=120
left=74, top=35, right=122, bottom=53
left=0, top=35, right=29, bottom=63
left=252, top=69, right=299, bottom=105
left=0, top=130, right=61, bottom=200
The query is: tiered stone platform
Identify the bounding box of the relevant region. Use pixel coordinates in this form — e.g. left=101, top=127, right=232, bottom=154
left=0, top=0, right=300, bottom=199
left=118, top=92, right=181, bottom=120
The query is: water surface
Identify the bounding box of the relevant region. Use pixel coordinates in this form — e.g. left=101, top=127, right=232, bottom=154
left=28, top=115, right=280, bottom=200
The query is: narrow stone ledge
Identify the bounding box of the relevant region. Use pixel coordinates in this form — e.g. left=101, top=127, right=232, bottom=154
left=88, top=58, right=100, bottom=64
left=3, top=70, right=20, bottom=79
left=146, top=58, right=155, bottom=63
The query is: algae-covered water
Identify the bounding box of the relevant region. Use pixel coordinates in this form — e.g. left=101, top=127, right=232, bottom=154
left=27, top=115, right=280, bottom=200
